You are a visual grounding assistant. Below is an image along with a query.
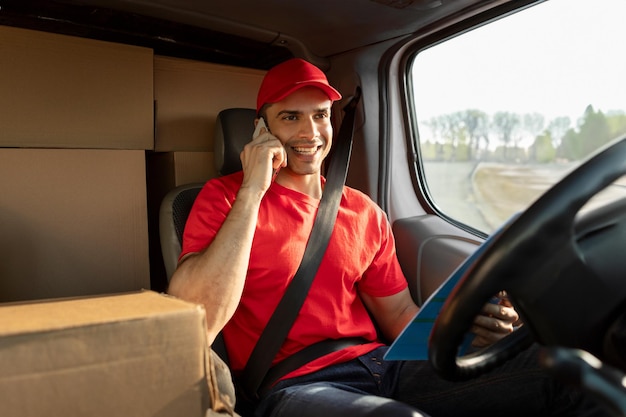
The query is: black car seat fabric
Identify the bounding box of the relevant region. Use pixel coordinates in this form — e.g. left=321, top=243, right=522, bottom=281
left=214, top=108, right=257, bottom=176
left=159, top=183, right=204, bottom=282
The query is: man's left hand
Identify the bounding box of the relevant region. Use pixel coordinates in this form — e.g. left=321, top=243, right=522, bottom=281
left=470, top=293, right=520, bottom=347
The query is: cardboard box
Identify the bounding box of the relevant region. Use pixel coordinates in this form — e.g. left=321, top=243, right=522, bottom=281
left=0, top=291, right=211, bottom=417
left=0, top=26, right=153, bottom=150
left=0, top=149, right=150, bottom=303
left=154, top=56, right=263, bottom=152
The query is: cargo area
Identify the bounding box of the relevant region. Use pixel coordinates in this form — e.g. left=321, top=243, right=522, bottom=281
left=0, top=25, right=265, bottom=298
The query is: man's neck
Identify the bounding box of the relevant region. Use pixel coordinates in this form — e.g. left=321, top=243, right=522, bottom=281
left=275, top=171, right=323, bottom=200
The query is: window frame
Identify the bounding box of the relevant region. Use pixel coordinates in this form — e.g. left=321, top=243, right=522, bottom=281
left=400, top=0, right=559, bottom=236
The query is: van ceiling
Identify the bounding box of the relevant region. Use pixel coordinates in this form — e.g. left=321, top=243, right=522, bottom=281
left=1, top=0, right=500, bottom=69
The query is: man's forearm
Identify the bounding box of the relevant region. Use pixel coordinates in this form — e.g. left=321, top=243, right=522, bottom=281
left=168, top=187, right=263, bottom=344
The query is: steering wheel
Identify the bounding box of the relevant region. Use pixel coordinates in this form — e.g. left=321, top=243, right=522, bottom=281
left=429, top=136, right=626, bottom=381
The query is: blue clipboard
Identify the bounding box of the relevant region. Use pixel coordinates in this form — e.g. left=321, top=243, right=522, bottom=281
left=384, top=215, right=517, bottom=361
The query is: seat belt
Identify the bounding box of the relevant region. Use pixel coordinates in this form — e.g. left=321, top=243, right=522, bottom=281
left=240, top=87, right=362, bottom=400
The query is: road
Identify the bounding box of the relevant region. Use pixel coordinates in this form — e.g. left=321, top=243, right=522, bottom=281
left=423, top=161, right=626, bottom=233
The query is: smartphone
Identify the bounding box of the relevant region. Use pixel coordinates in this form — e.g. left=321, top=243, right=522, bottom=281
left=254, top=117, right=281, bottom=180
left=253, top=117, right=267, bottom=138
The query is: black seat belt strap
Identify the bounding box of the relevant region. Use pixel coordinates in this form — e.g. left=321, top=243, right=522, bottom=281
left=240, top=87, right=362, bottom=400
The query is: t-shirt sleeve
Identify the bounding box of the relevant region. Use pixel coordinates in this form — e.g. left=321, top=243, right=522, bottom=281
left=179, top=177, right=237, bottom=261
left=357, top=208, right=408, bottom=298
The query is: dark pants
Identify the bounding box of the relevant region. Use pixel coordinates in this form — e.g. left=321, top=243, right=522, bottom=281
left=254, top=345, right=607, bottom=417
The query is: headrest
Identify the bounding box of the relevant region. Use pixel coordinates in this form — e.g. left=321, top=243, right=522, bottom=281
left=214, top=108, right=257, bottom=176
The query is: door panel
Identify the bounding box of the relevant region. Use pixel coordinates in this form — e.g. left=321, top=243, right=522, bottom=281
left=393, top=215, right=482, bottom=305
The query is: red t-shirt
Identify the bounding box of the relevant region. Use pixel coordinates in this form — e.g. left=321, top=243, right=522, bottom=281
left=181, top=171, right=408, bottom=380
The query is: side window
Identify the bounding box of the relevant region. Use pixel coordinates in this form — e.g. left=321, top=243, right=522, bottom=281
left=410, top=0, right=626, bottom=233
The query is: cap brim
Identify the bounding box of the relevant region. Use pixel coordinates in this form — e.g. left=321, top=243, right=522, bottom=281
left=263, top=81, right=342, bottom=109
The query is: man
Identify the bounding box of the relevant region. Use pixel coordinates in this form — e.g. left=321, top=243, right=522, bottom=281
left=168, top=58, right=604, bottom=417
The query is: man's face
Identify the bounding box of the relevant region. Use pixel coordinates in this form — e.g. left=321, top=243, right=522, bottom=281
left=264, top=87, right=333, bottom=176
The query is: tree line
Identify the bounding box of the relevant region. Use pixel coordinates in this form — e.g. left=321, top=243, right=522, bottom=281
left=419, top=105, right=626, bottom=163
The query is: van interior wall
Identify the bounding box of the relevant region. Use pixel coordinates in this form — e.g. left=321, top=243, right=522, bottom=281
left=0, top=25, right=265, bottom=300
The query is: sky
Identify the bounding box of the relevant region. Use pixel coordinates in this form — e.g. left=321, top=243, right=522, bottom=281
left=411, top=0, right=626, bottom=126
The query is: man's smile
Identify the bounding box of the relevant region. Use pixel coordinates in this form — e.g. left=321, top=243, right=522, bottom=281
left=291, top=145, right=322, bottom=155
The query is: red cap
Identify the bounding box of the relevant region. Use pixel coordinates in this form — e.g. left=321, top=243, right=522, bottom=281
left=256, top=58, right=342, bottom=112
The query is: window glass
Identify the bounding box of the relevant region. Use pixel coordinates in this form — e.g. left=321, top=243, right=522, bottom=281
left=411, top=0, right=626, bottom=233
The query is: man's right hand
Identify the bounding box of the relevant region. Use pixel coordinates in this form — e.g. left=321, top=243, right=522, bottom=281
left=239, top=122, right=286, bottom=194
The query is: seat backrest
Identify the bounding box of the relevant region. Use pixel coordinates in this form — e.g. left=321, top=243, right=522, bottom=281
left=214, top=107, right=257, bottom=176
left=159, top=183, right=204, bottom=281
